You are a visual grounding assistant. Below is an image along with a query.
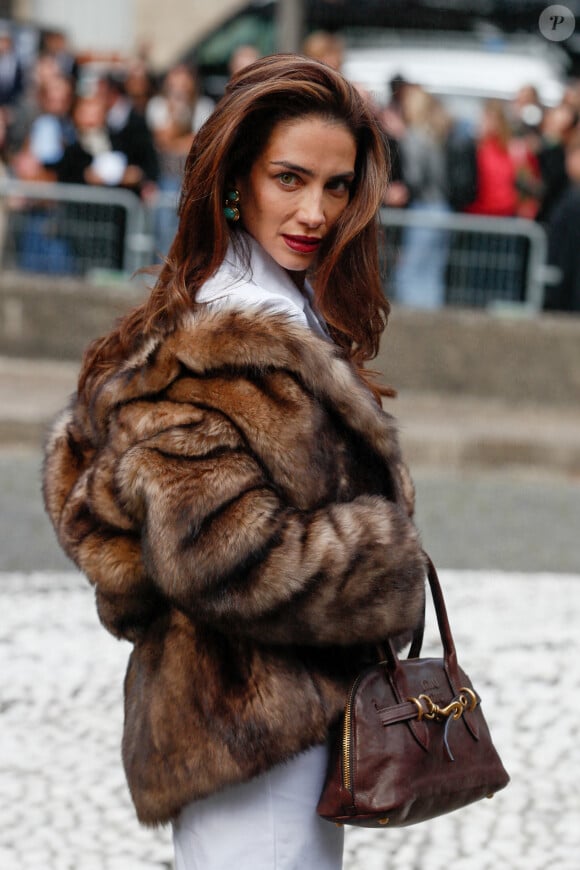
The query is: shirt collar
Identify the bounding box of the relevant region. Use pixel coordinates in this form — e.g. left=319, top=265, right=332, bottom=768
left=224, top=231, right=312, bottom=315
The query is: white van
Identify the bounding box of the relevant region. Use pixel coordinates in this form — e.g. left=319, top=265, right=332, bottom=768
left=342, top=32, right=568, bottom=124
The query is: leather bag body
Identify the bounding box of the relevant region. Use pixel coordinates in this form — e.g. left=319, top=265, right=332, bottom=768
left=317, top=557, right=510, bottom=827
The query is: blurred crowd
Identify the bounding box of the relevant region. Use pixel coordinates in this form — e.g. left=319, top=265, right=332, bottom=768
left=0, top=25, right=579, bottom=311
left=304, top=32, right=580, bottom=313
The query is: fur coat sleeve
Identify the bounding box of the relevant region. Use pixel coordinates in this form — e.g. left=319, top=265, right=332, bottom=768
left=43, top=307, right=425, bottom=648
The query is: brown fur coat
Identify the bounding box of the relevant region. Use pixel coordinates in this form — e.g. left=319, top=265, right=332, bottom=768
left=43, top=306, right=426, bottom=825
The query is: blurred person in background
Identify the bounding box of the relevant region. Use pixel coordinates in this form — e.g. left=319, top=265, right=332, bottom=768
left=55, top=92, right=136, bottom=271
left=39, top=28, right=79, bottom=82
left=465, top=99, right=518, bottom=218
left=302, top=31, right=344, bottom=71
left=394, top=84, right=451, bottom=308
left=348, top=80, right=406, bottom=207
left=0, top=24, right=31, bottom=172
left=6, top=53, right=63, bottom=155
left=507, top=84, right=543, bottom=219
left=379, top=74, right=411, bottom=209
left=125, top=57, right=157, bottom=117
left=58, top=92, right=149, bottom=191
left=0, top=105, right=8, bottom=172
left=0, top=28, right=24, bottom=110
left=510, top=84, right=543, bottom=134
left=98, top=70, right=159, bottom=200
left=536, top=100, right=578, bottom=224
left=228, top=44, right=260, bottom=78
left=0, top=105, right=9, bottom=251
left=146, top=62, right=215, bottom=254
left=9, top=72, right=76, bottom=274
left=147, top=62, right=215, bottom=163
left=11, top=72, right=75, bottom=182
left=546, top=132, right=580, bottom=312
left=464, top=100, right=530, bottom=304
left=353, top=78, right=409, bottom=290
left=562, top=79, right=580, bottom=114
left=385, top=74, right=409, bottom=123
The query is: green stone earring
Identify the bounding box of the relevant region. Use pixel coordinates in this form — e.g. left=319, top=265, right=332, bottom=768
left=224, top=189, right=240, bottom=222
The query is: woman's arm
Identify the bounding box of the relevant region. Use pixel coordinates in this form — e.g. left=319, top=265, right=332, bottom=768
left=120, top=427, right=425, bottom=647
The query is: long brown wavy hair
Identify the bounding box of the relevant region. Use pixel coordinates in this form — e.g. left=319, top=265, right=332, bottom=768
left=79, top=54, right=391, bottom=400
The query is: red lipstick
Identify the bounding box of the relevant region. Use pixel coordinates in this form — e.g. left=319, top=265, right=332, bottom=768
left=282, top=235, right=321, bottom=254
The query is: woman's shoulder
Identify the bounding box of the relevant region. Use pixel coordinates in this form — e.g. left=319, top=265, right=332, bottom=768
left=80, top=304, right=317, bottom=405
left=88, top=302, right=338, bottom=403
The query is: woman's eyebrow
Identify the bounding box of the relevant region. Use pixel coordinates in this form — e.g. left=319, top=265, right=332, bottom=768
left=269, top=160, right=355, bottom=180
left=270, top=160, right=314, bottom=177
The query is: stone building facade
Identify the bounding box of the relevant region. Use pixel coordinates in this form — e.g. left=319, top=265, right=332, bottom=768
left=13, top=0, right=242, bottom=69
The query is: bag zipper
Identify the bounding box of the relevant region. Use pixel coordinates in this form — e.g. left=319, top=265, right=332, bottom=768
left=341, top=674, right=362, bottom=794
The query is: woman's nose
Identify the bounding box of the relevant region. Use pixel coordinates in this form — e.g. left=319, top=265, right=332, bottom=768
left=296, top=189, right=325, bottom=227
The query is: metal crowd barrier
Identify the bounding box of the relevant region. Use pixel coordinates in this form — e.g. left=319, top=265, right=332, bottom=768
left=379, top=207, right=550, bottom=310
left=0, top=178, right=150, bottom=278
left=0, top=180, right=552, bottom=311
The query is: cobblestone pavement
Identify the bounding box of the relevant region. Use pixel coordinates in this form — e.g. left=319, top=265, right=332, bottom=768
left=2, top=569, right=579, bottom=870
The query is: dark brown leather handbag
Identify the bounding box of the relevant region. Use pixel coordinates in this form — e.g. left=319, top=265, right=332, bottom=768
left=317, top=555, right=510, bottom=827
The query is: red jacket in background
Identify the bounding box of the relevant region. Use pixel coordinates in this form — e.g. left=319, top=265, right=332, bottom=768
left=466, top=135, right=518, bottom=217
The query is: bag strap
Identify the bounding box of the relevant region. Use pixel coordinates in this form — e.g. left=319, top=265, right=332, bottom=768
left=385, top=553, right=459, bottom=679
left=424, top=553, right=458, bottom=669
left=382, top=554, right=479, bottom=742
left=407, top=602, right=425, bottom=659
left=376, top=561, right=426, bottom=663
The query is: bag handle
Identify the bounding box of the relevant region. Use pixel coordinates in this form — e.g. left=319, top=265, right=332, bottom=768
left=407, top=601, right=425, bottom=659
left=384, top=552, right=479, bottom=741
left=385, top=553, right=459, bottom=679
left=424, top=552, right=458, bottom=669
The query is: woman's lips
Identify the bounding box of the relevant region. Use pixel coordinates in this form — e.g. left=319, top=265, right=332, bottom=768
left=282, top=235, right=322, bottom=254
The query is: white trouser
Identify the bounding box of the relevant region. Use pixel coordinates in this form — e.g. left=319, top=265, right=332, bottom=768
left=172, top=743, right=344, bottom=870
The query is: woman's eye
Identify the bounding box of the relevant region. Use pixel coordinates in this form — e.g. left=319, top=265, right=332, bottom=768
left=278, top=172, right=299, bottom=186
left=327, top=179, right=351, bottom=194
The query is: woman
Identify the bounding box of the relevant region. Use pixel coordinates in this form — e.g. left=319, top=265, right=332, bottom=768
left=394, top=84, right=452, bottom=309
left=43, top=55, right=426, bottom=869
left=466, top=100, right=518, bottom=218
left=146, top=63, right=215, bottom=254
left=465, top=100, right=524, bottom=305
left=55, top=93, right=139, bottom=272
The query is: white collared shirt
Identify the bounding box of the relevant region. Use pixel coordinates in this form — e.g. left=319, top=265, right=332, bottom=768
left=196, top=233, right=329, bottom=338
